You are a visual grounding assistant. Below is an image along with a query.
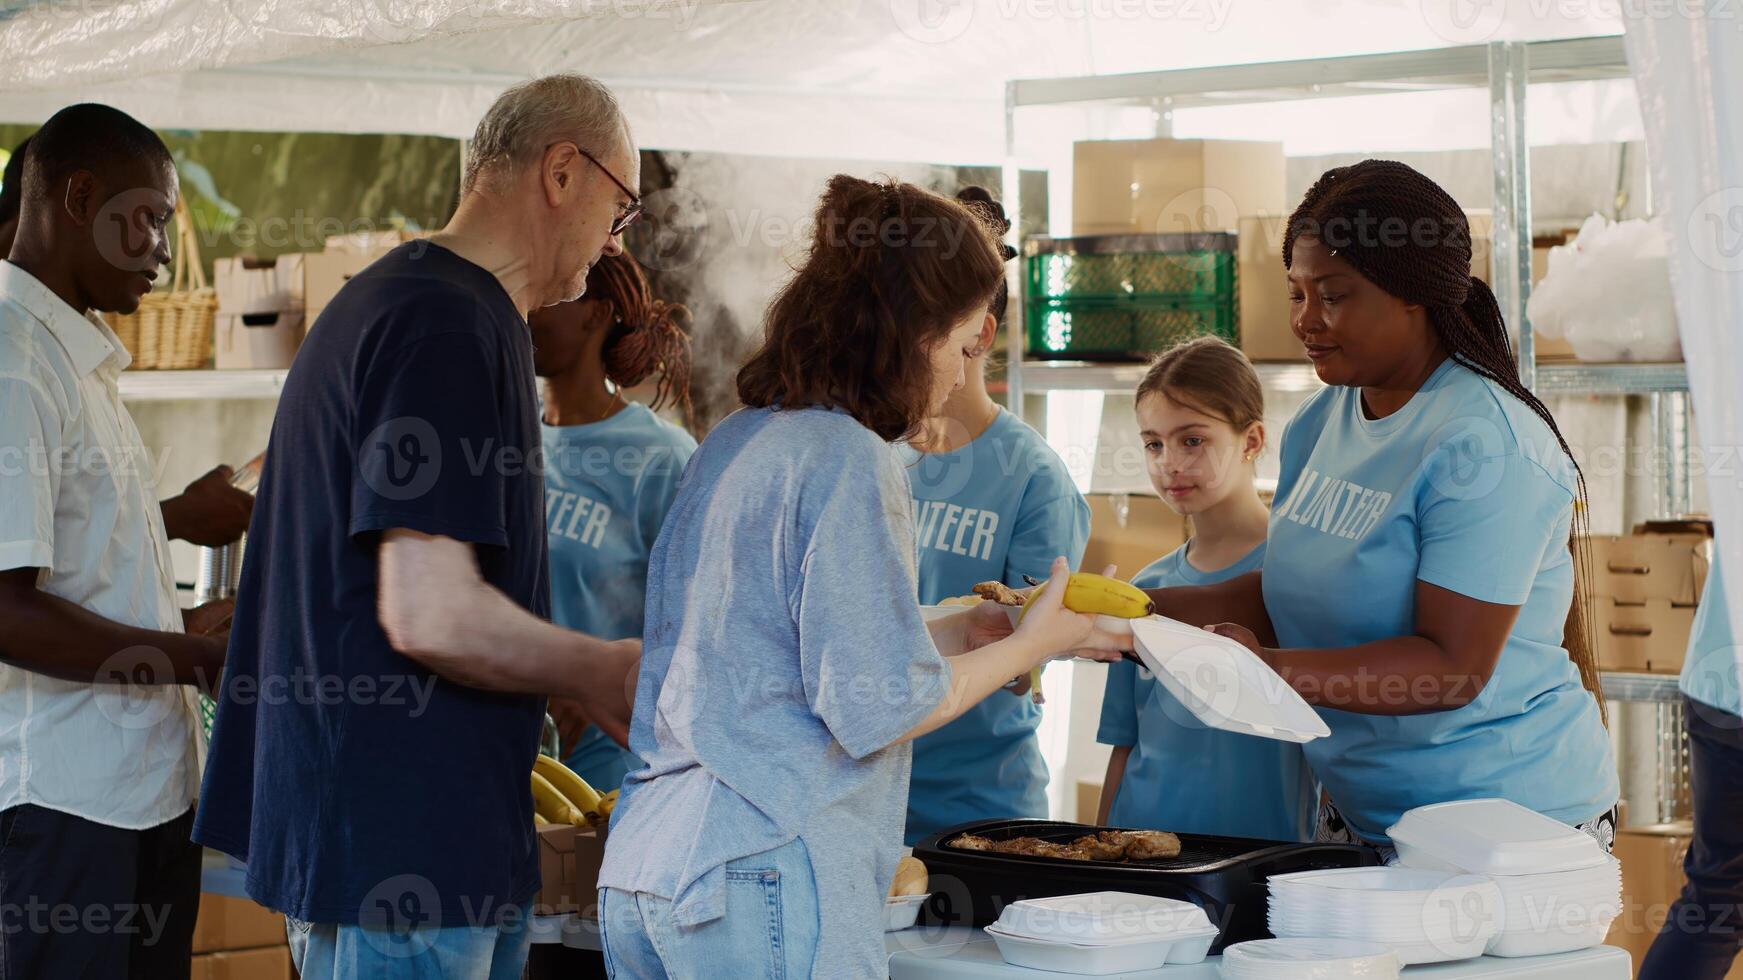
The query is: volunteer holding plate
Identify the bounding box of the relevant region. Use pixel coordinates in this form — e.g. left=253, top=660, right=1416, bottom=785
left=596, top=176, right=1130, bottom=979
left=1148, top=160, right=1618, bottom=852
left=533, top=251, right=697, bottom=790
left=902, top=187, right=1090, bottom=845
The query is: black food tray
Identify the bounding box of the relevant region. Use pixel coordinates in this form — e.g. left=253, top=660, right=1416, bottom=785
left=909, top=818, right=1379, bottom=953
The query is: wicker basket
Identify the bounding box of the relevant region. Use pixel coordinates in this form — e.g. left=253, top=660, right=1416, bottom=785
left=109, top=197, right=216, bottom=370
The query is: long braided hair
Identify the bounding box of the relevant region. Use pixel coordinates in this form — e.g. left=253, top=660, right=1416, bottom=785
left=587, top=251, right=693, bottom=424
left=1282, top=160, right=1604, bottom=716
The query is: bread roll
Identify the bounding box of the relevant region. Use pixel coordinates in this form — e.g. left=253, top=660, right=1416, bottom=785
left=890, top=856, right=929, bottom=897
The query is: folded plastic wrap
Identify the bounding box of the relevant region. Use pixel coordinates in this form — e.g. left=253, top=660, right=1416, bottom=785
left=1624, top=13, right=1743, bottom=667
left=1527, top=213, right=1681, bottom=362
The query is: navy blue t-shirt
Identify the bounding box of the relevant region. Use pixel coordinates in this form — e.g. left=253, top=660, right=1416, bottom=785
left=193, top=242, right=550, bottom=928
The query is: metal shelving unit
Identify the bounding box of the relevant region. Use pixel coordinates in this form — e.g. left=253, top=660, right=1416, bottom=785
left=117, top=369, right=290, bottom=402
left=1002, top=35, right=1693, bottom=820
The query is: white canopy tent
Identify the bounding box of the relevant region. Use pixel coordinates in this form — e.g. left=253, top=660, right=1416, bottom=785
left=1, top=0, right=1630, bottom=164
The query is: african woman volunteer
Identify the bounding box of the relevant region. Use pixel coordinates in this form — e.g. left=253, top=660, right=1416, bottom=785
left=597, top=176, right=1129, bottom=979
left=1149, top=160, right=1618, bottom=851
left=532, top=252, right=695, bottom=789
left=903, top=187, right=1090, bottom=845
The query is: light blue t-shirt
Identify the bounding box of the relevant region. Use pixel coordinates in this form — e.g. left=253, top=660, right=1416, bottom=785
left=1264, top=358, right=1617, bottom=845
left=597, top=407, right=951, bottom=980
left=1683, top=556, right=1743, bottom=717
left=903, top=408, right=1090, bottom=844
left=542, top=403, right=696, bottom=789
left=1097, top=542, right=1315, bottom=841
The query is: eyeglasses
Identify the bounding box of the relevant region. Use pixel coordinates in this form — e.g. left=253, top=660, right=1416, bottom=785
left=552, top=141, right=643, bottom=236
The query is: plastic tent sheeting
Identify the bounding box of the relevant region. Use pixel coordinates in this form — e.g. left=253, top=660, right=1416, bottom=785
left=1, top=0, right=1629, bottom=164
left=1625, top=13, right=1743, bottom=692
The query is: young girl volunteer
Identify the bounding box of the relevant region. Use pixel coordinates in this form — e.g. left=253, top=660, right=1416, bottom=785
left=531, top=252, right=696, bottom=789
left=596, top=176, right=1129, bottom=979
left=1148, top=160, right=1618, bottom=851
left=1096, top=338, right=1313, bottom=841
left=903, top=187, right=1091, bottom=845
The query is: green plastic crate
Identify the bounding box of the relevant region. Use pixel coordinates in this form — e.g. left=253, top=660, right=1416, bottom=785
left=1025, top=296, right=1237, bottom=362
left=1027, top=247, right=1236, bottom=302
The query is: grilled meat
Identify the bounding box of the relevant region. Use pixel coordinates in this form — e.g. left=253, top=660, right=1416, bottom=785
left=947, top=828, right=1183, bottom=863
left=972, top=581, right=1025, bottom=606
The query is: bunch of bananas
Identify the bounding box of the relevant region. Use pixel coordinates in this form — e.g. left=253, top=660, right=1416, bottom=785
left=530, top=755, right=619, bottom=829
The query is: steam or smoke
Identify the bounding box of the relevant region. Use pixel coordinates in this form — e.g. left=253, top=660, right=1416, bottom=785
left=626, top=150, right=968, bottom=433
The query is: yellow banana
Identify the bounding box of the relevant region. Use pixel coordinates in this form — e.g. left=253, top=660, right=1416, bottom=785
left=1016, top=574, right=1153, bottom=702
left=534, top=812, right=551, bottom=827
left=534, top=754, right=603, bottom=814
left=531, top=771, right=585, bottom=826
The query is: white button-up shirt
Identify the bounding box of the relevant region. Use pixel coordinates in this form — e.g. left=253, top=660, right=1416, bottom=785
left=0, top=261, right=200, bottom=829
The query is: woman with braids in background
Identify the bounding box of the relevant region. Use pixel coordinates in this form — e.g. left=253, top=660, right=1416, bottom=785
left=533, top=251, right=696, bottom=790
left=1148, top=160, right=1618, bottom=855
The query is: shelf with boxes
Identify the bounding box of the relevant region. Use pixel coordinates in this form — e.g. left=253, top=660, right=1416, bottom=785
left=113, top=229, right=425, bottom=400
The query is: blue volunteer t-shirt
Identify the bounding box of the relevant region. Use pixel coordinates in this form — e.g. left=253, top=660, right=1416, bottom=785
left=194, top=242, right=550, bottom=927
left=598, top=406, right=951, bottom=978
left=544, top=404, right=696, bottom=789
left=902, top=408, right=1090, bottom=844
left=1263, top=357, right=1617, bottom=844
left=1097, top=542, right=1315, bottom=841
left=1683, top=557, right=1743, bottom=717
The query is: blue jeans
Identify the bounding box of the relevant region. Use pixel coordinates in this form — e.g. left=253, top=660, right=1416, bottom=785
left=287, top=904, right=533, bottom=980
left=1640, top=697, right=1743, bottom=980
left=599, top=839, right=819, bottom=979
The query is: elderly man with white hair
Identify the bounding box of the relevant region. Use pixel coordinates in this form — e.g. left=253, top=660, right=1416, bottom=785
left=194, top=73, right=643, bottom=980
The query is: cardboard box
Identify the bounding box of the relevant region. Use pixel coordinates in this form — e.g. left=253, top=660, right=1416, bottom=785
left=533, top=823, right=607, bottom=916
left=1608, top=824, right=1743, bottom=979
left=1588, top=532, right=1711, bottom=606
left=302, top=248, right=390, bottom=326
left=1083, top=493, right=1190, bottom=581
left=191, top=893, right=288, bottom=954
left=1237, top=213, right=1297, bottom=362
left=214, top=254, right=308, bottom=370
left=1076, top=780, right=1104, bottom=825
left=1594, top=597, right=1695, bottom=674
left=190, top=944, right=295, bottom=980
left=1072, top=138, right=1284, bottom=236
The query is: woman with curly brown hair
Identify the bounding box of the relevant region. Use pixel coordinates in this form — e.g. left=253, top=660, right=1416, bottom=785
left=532, top=251, right=696, bottom=791
left=596, top=175, right=1130, bottom=978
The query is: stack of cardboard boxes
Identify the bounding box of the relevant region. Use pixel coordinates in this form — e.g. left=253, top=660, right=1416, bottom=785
left=1586, top=525, right=1710, bottom=674
left=208, top=230, right=428, bottom=370
left=1070, top=138, right=1295, bottom=364
left=1607, top=822, right=1743, bottom=978
left=190, top=894, right=296, bottom=980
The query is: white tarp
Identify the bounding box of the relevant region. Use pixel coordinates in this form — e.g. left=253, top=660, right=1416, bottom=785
left=0, top=0, right=1628, bottom=163
left=1625, top=12, right=1743, bottom=692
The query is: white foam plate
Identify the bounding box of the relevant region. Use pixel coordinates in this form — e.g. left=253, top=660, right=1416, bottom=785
left=1387, top=799, right=1609, bottom=876
left=1220, top=938, right=1402, bottom=979
left=1127, top=616, right=1329, bottom=743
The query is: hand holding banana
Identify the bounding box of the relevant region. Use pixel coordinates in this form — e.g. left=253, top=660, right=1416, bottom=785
left=968, top=561, right=1152, bottom=704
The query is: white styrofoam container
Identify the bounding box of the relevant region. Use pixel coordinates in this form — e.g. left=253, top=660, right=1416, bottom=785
left=1487, top=913, right=1617, bottom=957
left=1128, top=616, right=1329, bottom=743
left=883, top=894, right=928, bottom=932
left=1219, top=938, right=1402, bottom=980
left=1387, top=799, right=1608, bottom=875
left=984, top=924, right=1218, bottom=974
left=993, top=892, right=1214, bottom=946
